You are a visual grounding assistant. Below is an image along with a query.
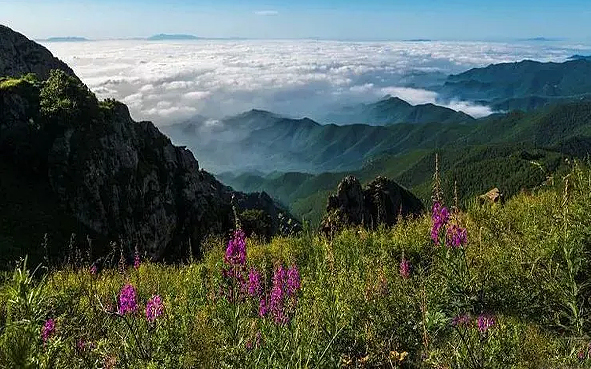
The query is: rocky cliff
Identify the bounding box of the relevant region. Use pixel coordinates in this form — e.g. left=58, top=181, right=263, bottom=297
left=0, top=26, right=298, bottom=264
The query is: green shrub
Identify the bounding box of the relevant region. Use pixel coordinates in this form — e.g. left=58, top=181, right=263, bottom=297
left=39, top=70, right=98, bottom=127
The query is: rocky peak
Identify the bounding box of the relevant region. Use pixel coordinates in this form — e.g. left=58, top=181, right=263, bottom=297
left=0, top=24, right=76, bottom=80
left=321, top=175, right=424, bottom=236
left=328, top=176, right=365, bottom=225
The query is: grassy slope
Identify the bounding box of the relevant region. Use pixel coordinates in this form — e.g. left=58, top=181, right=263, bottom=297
left=2, top=164, right=591, bottom=367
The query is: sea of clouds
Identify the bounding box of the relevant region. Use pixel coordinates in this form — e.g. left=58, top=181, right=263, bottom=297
left=42, top=39, right=591, bottom=125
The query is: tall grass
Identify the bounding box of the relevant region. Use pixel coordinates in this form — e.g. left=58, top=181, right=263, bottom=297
left=2, top=164, right=591, bottom=368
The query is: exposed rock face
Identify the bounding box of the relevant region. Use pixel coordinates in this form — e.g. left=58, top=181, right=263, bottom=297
left=326, top=176, right=366, bottom=225
left=321, top=176, right=424, bottom=236
left=0, top=25, right=76, bottom=80
left=0, top=75, right=298, bottom=261
left=0, top=26, right=299, bottom=262
left=478, top=188, right=503, bottom=205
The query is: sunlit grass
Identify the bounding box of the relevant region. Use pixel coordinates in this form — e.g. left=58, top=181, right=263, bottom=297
left=2, top=164, right=591, bottom=367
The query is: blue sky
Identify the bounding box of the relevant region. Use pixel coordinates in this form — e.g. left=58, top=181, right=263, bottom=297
left=1, top=0, right=590, bottom=41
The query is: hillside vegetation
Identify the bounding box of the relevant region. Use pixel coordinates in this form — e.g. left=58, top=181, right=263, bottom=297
left=220, top=99, right=591, bottom=226
left=2, top=163, right=591, bottom=368
left=439, top=59, right=591, bottom=111
left=222, top=143, right=571, bottom=227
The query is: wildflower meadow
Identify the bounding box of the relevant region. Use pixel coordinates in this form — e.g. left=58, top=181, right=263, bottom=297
left=2, top=162, right=591, bottom=368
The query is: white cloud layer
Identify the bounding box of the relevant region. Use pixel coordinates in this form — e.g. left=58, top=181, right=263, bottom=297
left=380, top=87, right=493, bottom=118
left=42, top=40, right=586, bottom=125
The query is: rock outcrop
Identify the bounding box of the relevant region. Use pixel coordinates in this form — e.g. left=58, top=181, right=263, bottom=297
left=320, top=176, right=424, bottom=236
left=0, top=26, right=298, bottom=263
left=0, top=25, right=76, bottom=80
left=478, top=188, right=503, bottom=205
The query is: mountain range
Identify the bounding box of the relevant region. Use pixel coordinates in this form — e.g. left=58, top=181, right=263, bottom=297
left=3, top=23, right=591, bottom=265
left=165, top=55, right=591, bottom=175
left=437, top=58, right=591, bottom=111
left=321, top=95, right=475, bottom=125
left=569, top=55, right=591, bottom=61
left=218, top=100, right=591, bottom=225
left=41, top=37, right=89, bottom=42
left=147, top=34, right=200, bottom=41
left=166, top=91, right=591, bottom=176
left=164, top=97, right=481, bottom=174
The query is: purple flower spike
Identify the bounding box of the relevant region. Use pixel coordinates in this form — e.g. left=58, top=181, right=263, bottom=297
left=224, top=229, right=247, bottom=266
left=145, top=295, right=164, bottom=322
left=270, top=265, right=288, bottom=325
left=247, top=268, right=263, bottom=297
left=446, top=224, right=468, bottom=248
left=259, top=297, right=269, bottom=317
left=431, top=202, right=449, bottom=243
left=41, top=318, right=55, bottom=342
left=477, top=314, right=495, bottom=333
left=89, top=264, right=97, bottom=275
left=118, top=283, right=138, bottom=315
left=430, top=227, right=439, bottom=244
left=286, top=265, right=301, bottom=296
left=399, top=257, right=410, bottom=279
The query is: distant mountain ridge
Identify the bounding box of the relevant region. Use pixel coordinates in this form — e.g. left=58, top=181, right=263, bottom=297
left=569, top=55, right=591, bottom=61
left=42, top=37, right=89, bottom=42
left=147, top=34, right=200, bottom=40
left=169, top=87, right=591, bottom=175
left=438, top=59, right=591, bottom=111
left=165, top=106, right=478, bottom=174
left=220, top=100, right=591, bottom=224
left=520, top=37, right=562, bottom=42
left=323, top=95, right=475, bottom=125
